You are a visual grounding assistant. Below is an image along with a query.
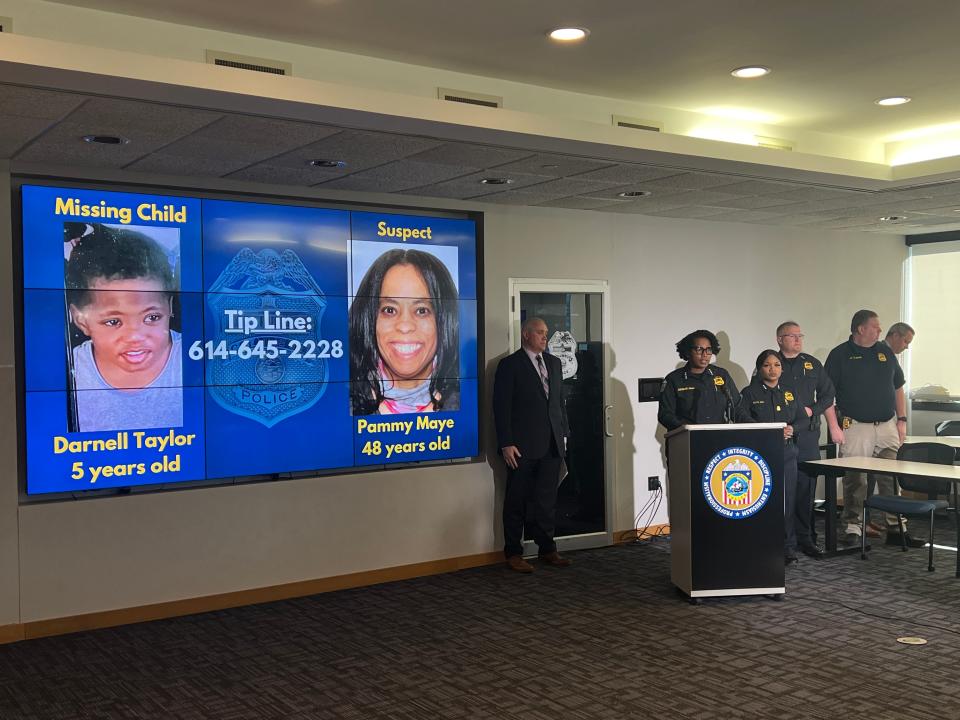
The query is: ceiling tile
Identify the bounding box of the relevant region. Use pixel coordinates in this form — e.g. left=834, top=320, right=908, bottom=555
left=0, top=85, right=87, bottom=119
left=522, top=177, right=624, bottom=198
left=706, top=179, right=798, bottom=195
left=405, top=142, right=534, bottom=168
left=14, top=98, right=222, bottom=166
left=225, top=164, right=346, bottom=185
left=316, top=160, right=474, bottom=192
left=489, top=153, right=617, bottom=177
left=398, top=170, right=553, bottom=199
left=124, top=153, right=250, bottom=177
left=762, top=186, right=868, bottom=202
left=579, top=185, right=691, bottom=201
left=706, top=195, right=806, bottom=210
left=572, top=164, right=686, bottom=185
left=143, top=117, right=340, bottom=169
left=248, top=130, right=440, bottom=173
left=0, top=117, right=56, bottom=158
left=631, top=172, right=747, bottom=191
left=661, top=189, right=746, bottom=206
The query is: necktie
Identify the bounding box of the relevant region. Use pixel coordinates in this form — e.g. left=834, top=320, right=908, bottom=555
left=536, top=354, right=550, bottom=398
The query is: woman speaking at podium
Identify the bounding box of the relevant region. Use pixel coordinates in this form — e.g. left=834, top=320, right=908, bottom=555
left=738, top=349, right=804, bottom=565
left=658, top=330, right=740, bottom=431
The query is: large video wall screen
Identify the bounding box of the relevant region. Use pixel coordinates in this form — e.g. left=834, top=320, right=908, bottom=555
left=20, top=184, right=479, bottom=495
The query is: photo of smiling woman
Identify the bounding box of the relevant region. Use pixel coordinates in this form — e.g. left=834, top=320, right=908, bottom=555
left=350, top=248, right=460, bottom=415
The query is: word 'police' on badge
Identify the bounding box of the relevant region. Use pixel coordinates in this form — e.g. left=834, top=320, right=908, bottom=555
left=205, top=248, right=331, bottom=427
left=701, top=446, right=773, bottom=519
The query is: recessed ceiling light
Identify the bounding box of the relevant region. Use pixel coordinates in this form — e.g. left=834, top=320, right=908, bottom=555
left=618, top=190, right=651, bottom=198
left=308, top=159, right=347, bottom=168
left=548, top=27, right=589, bottom=42
left=480, top=177, right=514, bottom=185
left=879, top=215, right=907, bottom=222
left=875, top=96, right=911, bottom=106
left=82, top=134, right=129, bottom=145
left=730, top=66, right=770, bottom=79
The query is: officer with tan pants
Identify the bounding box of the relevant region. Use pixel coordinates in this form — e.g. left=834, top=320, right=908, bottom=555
left=824, top=309, right=923, bottom=548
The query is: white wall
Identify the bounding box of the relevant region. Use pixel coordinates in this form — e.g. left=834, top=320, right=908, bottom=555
left=0, top=164, right=905, bottom=623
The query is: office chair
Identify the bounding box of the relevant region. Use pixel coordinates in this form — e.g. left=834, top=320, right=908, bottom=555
left=934, top=421, right=960, bottom=463
left=935, top=420, right=960, bottom=437
left=861, top=442, right=954, bottom=571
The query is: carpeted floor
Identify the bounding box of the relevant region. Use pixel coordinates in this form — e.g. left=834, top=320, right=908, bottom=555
left=1, top=519, right=959, bottom=720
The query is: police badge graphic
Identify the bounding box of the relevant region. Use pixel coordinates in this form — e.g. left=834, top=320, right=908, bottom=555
left=548, top=330, right=578, bottom=380
left=701, top=447, right=772, bottom=519
left=207, top=248, right=329, bottom=427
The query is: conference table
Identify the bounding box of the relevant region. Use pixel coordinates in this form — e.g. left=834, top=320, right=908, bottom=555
left=800, top=449, right=960, bottom=577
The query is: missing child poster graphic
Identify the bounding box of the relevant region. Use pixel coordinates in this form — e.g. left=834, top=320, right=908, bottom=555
left=21, top=186, right=479, bottom=494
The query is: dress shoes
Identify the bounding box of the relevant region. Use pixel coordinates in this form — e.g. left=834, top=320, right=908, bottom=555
left=538, top=551, right=572, bottom=567
left=506, top=555, right=534, bottom=573
left=885, top=531, right=927, bottom=549
left=799, top=543, right=825, bottom=560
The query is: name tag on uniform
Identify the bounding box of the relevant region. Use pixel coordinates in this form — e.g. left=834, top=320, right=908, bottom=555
left=677, top=386, right=695, bottom=392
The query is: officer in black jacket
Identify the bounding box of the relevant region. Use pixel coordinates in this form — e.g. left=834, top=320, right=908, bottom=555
left=658, top=330, right=740, bottom=431
left=776, top=321, right=839, bottom=558
left=739, top=349, right=804, bottom=564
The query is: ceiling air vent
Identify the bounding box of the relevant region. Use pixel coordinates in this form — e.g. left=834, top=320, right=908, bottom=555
left=0, top=16, right=12, bottom=32
left=205, top=50, right=291, bottom=76
left=612, top=115, right=662, bottom=132
left=756, top=136, right=794, bottom=151
left=438, top=88, right=503, bottom=109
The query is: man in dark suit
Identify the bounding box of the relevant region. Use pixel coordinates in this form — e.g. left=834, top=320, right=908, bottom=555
left=494, top=317, right=571, bottom=573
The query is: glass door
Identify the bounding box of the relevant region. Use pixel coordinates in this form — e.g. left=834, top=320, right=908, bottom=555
left=510, top=279, right=611, bottom=551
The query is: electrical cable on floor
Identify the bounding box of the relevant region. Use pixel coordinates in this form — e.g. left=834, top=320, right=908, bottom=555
left=632, top=486, right=666, bottom=543
left=788, top=592, right=960, bottom=637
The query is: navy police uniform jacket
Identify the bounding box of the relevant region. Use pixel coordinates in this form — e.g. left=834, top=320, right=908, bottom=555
left=738, top=378, right=803, bottom=434
left=777, top=352, right=835, bottom=434
left=658, top=364, right=740, bottom=431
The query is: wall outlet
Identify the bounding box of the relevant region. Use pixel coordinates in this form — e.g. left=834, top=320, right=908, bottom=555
left=647, top=476, right=661, bottom=491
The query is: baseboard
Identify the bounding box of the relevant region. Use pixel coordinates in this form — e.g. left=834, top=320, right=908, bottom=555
left=0, top=623, right=25, bottom=645
left=21, top=550, right=504, bottom=642
left=613, top=524, right=670, bottom=543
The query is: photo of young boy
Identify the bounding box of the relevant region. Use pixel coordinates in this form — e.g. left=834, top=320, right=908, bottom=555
left=64, top=222, right=183, bottom=432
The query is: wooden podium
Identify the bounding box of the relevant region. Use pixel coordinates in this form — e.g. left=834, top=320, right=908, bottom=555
left=666, top=423, right=786, bottom=601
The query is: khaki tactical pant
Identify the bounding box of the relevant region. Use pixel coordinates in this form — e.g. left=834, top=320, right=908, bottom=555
left=840, top=417, right=903, bottom=536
